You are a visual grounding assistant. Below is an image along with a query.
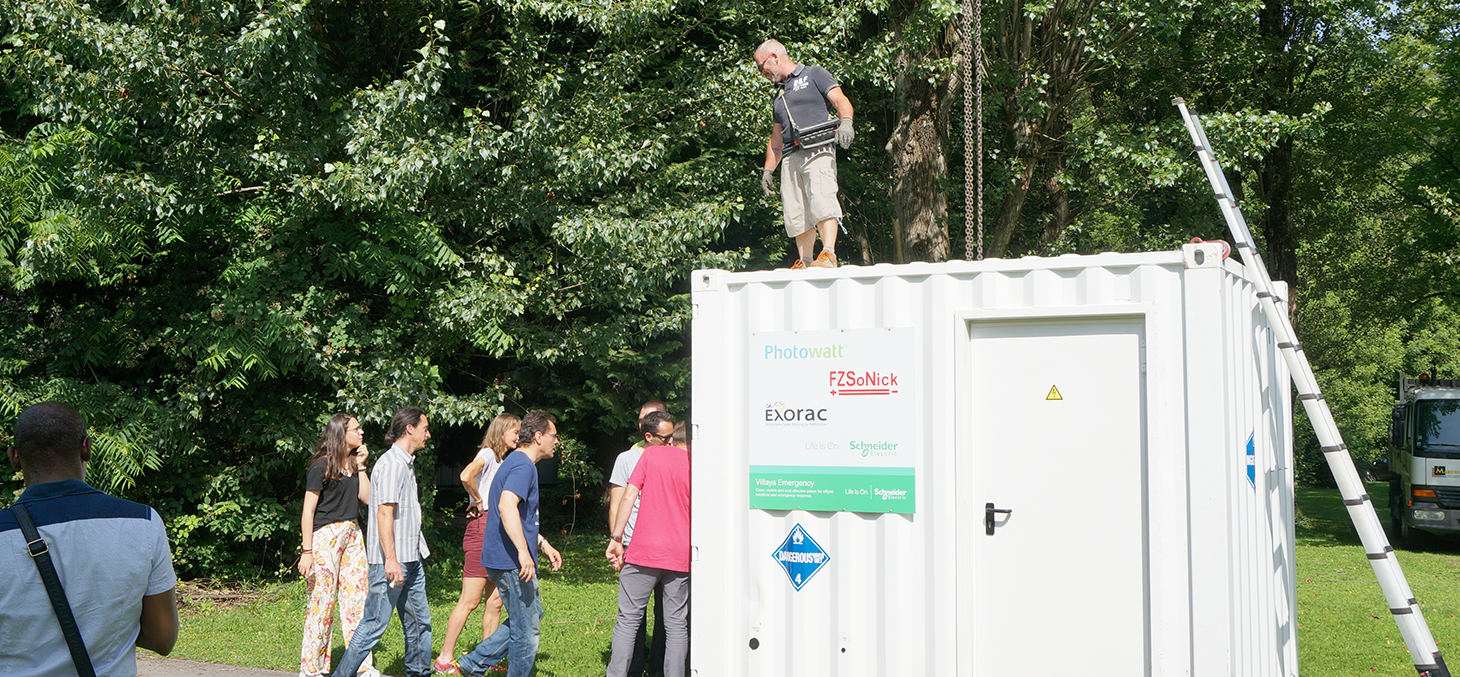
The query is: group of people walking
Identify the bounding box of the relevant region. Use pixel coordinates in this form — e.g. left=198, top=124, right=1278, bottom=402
left=295, top=401, right=690, bottom=677
left=5, top=38, right=840, bottom=677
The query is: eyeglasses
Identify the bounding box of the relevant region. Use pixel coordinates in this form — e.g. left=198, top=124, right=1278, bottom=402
left=756, top=53, right=775, bottom=75
left=649, top=432, right=673, bottom=443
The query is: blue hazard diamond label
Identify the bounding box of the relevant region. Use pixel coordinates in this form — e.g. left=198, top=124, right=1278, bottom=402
left=1245, top=433, right=1256, bottom=490
left=772, top=524, right=830, bottom=591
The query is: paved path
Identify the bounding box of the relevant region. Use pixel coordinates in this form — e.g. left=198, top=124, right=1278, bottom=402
left=138, top=654, right=295, bottom=677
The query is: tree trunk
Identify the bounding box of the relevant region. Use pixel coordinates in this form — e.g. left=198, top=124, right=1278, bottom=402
left=1258, top=137, right=1298, bottom=290
left=1255, top=0, right=1305, bottom=310
left=887, top=29, right=955, bottom=263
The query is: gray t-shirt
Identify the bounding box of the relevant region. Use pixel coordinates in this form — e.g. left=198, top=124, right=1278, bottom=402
left=609, top=444, right=645, bottom=546
left=772, top=64, right=841, bottom=148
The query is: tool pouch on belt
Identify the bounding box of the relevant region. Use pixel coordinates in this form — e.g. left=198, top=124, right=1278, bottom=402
left=777, top=86, right=837, bottom=153
left=792, top=118, right=839, bottom=152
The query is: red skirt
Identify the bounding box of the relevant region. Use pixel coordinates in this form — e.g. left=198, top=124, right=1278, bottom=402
left=462, top=512, right=489, bottom=578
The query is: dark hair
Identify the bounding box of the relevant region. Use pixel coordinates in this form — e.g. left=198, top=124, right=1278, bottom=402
left=639, top=410, right=674, bottom=436
left=516, top=410, right=557, bottom=447
left=386, top=406, right=425, bottom=444
left=13, top=402, right=87, bottom=467
left=307, top=413, right=358, bottom=483
left=638, top=400, right=667, bottom=419
left=478, top=413, right=522, bottom=462
left=672, top=420, right=689, bottom=446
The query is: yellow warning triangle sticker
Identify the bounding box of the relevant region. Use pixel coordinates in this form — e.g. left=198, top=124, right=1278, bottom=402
left=1046, top=385, right=1063, bottom=401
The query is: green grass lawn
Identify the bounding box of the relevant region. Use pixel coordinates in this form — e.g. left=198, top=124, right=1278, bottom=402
left=171, top=530, right=621, bottom=676
left=1297, top=482, right=1460, bottom=675
left=167, top=487, right=1459, bottom=675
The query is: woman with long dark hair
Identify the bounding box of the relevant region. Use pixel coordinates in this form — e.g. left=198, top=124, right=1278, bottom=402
left=298, top=413, right=373, bottom=677
left=434, top=413, right=520, bottom=673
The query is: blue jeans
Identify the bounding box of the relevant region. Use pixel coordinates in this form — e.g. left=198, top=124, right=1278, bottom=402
left=458, top=569, right=542, bottom=677
left=331, top=561, right=433, bottom=677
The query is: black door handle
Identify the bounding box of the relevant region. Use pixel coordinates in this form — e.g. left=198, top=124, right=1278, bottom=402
left=985, top=502, right=1013, bottom=535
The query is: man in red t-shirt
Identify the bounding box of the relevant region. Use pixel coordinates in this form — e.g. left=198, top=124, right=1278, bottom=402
left=605, top=416, right=690, bottom=677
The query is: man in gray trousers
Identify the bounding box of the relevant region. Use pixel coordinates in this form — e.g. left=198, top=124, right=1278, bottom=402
left=604, top=414, right=692, bottom=677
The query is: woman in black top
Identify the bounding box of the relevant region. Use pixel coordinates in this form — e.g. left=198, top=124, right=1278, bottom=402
left=298, top=414, right=373, bottom=677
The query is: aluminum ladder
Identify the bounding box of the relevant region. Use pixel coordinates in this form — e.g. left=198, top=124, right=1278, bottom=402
left=1174, top=98, right=1449, bottom=676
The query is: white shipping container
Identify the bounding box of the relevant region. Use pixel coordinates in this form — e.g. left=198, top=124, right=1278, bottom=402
left=688, top=243, right=1296, bottom=676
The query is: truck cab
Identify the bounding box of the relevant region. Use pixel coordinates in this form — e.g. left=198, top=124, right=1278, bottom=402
left=1386, top=374, right=1460, bottom=547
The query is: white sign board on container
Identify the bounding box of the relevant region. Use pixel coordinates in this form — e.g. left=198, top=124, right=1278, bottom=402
left=689, top=244, right=1297, bottom=676
left=748, top=328, right=916, bottom=513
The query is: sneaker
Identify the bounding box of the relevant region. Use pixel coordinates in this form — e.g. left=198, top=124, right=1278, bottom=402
left=433, top=659, right=461, bottom=674
left=811, top=251, right=838, bottom=268
left=789, top=258, right=807, bottom=270
left=359, top=669, right=383, bottom=677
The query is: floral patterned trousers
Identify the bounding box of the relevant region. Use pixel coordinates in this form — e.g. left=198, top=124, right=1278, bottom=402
left=300, top=520, right=372, bottom=676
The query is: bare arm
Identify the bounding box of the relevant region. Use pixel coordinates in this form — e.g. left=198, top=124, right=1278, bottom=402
left=136, top=588, right=179, bottom=655
left=498, top=489, right=535, bottom=581
left=607, top=485, right=625, bottom=530
left=826, top=86, right=853, bottom=119
left=298, top=490, right=320, bottom=577
left=378, top=502, right=402, bottom=585
left=357, top=468, right=370, bottom=504
left=460, top=457, right=488, bottom=515
left=538, top=535, right=562, bottom=572
left=605, top=483, right=642, bottom=570
left=764, top=124, right=785, bottom=171
left=355, top=443, right=371, bottom=504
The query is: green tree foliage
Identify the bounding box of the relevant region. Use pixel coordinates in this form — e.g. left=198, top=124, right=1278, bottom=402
left=1, top=0, right=1457, bottom=578
left=0, top=0, right=765, bottom=576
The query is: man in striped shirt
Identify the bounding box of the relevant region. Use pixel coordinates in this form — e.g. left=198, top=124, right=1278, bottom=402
left=332, top=407, right=434, bottom=677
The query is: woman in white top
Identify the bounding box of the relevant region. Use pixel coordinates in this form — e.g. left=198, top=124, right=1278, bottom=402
left=434, top=413, right=520, bottom=673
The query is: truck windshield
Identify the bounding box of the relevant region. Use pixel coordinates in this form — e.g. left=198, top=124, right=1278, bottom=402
left=1415, top=400, right=1460, bottom=450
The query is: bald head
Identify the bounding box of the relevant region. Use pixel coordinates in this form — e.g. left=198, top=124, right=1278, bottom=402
left=755, top=39, right=787, bottom=59
left=753, top=39, right=795, bottom=83
left=10, top=401, right=90, bottom=482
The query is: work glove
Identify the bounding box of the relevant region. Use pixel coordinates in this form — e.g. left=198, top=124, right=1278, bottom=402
left=761, top=168, right=776, bottom=197
left=836, top=118, right=854, bottom=149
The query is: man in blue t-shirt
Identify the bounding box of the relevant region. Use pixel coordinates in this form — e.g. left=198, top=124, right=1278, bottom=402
left=454, top=410, right=563, bottom=677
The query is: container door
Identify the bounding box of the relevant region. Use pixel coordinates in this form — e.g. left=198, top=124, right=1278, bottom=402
left=970, top=318, right=1148, bottom=675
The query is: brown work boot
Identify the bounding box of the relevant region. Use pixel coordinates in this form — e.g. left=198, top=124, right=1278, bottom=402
left=811, top=251, right=838, bottom=268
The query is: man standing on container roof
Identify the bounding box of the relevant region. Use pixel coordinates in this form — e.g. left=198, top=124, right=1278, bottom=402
left=605, top=412, right=692, bottom=677
left=755, top=38, right=855, bottom=270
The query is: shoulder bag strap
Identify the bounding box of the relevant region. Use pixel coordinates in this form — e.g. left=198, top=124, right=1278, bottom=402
left=11, top=502, right=97, bottom=677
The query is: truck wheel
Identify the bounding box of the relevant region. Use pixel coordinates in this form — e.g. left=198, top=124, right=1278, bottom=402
left=1389, top=479, right=1403, bottom=537
left=1399, top=514, right=1428, bottom=550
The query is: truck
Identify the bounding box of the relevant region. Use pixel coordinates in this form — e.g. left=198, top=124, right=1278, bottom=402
left=1384, top=373, right=1460, bottom=547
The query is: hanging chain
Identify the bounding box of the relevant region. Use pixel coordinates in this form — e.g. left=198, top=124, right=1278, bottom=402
left=962, top=0, right=984, bottom=260
left=975, top=0, right=983, bottom=261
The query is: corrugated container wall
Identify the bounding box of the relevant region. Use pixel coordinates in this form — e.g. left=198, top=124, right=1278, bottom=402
left=689, top=244, right=1296, bottom=677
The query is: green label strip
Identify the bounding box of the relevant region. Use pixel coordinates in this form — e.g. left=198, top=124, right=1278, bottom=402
left=749, top=466, right=915, bottom=514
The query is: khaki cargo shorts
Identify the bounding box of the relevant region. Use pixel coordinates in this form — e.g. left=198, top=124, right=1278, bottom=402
left=780, top=147, right=842, bottom=237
